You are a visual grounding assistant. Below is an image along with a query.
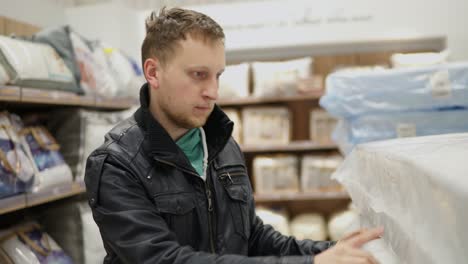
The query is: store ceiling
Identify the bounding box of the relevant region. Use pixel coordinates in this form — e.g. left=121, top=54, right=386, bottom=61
left=46, top=0, right=257, bottom=9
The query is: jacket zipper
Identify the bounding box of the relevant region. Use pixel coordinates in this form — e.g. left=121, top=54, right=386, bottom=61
left=154, top=158, right=217, bottom=254
left=218, top=171, right=245, bottom=186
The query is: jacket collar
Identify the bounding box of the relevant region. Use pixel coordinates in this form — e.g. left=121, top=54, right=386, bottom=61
left=134, top=83, right=233, bottom=167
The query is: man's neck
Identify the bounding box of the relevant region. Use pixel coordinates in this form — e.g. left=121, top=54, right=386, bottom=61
left=149, top=104, right=189, bottom=141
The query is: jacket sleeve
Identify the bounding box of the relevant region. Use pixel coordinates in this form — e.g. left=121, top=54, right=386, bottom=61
left=85, top=152, right=316, bottom=264
left=228, top=141, right=336, bottom=259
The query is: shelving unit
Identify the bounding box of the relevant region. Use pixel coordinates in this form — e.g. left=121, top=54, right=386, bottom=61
left=0, top=85, right=136, bottom=110
left=241, top=141, right=337, bottom=154
left=217, top=92, right=323, bottom=107
left=0, top=181, right=86, bottom=215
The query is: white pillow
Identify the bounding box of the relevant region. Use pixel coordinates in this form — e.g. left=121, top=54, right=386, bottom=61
left=290, top=213, right=327, bottom=241
left=252, top=57, right=312, bottom=97
left=256, top=207, right=290, bottom=236
left=219, top=63, right=249, bottom=99
left=0, top=36, right=75, bottom=91
left=253, top=155, right=299, bottom=194
left=242, top=107, right=290, bottom=145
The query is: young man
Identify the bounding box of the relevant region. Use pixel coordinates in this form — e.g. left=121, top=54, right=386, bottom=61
left=85, top=7, right=383, bottom=264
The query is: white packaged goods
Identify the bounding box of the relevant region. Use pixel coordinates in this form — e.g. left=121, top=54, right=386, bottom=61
left=252, top=57, right=312, bottom=97
left=391, top=50, right=449, bottom=68
left=0, top=223, right=74, bottom=264
left=320, top=62, right=468, bottom=118
left=0, top=63, right=10, bottom=85
left=290, top=213, right=327, bottom=241
left=0, top=113, right=35, bottom=198
left=9, top=115, right=72, bottom=190
left=256, top=207, right=290, bottom=235
left=219, top=63, right=249, bottom=99
left=328, top=209, right=359, bottom=241
left=332, top=133, right=468, bottom=264
left=333, top=108, right=468, bottom=154
left=0, top=36, right=75, bottom=92
left=104, top=47, right=144, bottom=99
left=253, top=155, right=299, bottom=194
left=310, top=110, right=337, bottom=144
left=50, top=109, right=124, bottom=181
left=242, top=107, right=290, bottom=145
left=223, top=109, right=242, bottom=144
left=300, top=155, right=342, bottom=192
left=70, top=33, right=120, bottom=97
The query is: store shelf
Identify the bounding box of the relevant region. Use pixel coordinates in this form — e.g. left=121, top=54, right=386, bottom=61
left=25, top=181, right=86, bottom=207
left=218, top=92, right=323, bottom=107
left=241, top=141, right=337, bottom=153
left=0, top=181, right=86, bottom=216
left=0, top=194, right=27, bottom=215
left=0, top=86, right=21, bottom=101
left=21, top=87, right=95, bottom=107
left=255, top=191, right=350, bottom=203
left=0, top=85, right=136, bottom=110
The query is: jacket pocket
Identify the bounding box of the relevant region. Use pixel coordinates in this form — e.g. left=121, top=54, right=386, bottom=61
left=154, top=192, right=197, bottom=245
left=217, top=165, right=251, bottom=241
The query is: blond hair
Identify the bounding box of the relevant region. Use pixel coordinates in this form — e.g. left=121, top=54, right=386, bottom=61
left=141, top=7, right=225, bottom=68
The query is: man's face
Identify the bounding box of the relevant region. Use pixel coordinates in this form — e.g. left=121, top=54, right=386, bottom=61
left=154, top=36, right=225, bottom=131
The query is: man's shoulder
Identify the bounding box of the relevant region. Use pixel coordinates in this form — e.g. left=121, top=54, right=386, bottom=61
left=91, top=115, right=146, bottom=165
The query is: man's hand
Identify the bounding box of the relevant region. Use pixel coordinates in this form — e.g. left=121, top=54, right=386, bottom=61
left=314, top=227, right=384, bottom=264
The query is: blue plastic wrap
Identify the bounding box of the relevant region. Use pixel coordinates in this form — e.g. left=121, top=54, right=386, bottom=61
left=320, top=62, right=468, bottom=118
left=333, top=108, right=468, bottom=154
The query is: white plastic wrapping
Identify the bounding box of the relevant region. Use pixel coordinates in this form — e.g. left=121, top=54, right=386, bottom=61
left=51, top=109, right=124, bottom=181
left=222, top=109, right=242, bottom=144
left=333, top=108, right=468, bottom=154
left=0, top=113, right=35, bottom=198
left=320, top=62, right=468, bottom=118
left=253, top=155, right=299, bottom=194
left=10, top=118, right=73, bottom=190
left=0, top=36, right=75, bottom=91
left=104, top=47, right=143, bottom=99
left=327, top=209, right=359, bottom=241
left=391, top=50, right=449, bottom=68
left=70, top=33, right=119, bottom=97
left=256, top=207, right=290, bottom=235
left=219, top=63, right=249, bottom=99
left=290, top=213, right=327, bottom=241
left=242, top=107, right=290, bottom=145
left=0, top=222, right=74, bottom=264
left=252, top=57, right=312, bottom=97
left=80, top=202, right=106, bottom=264
left=300, top=155, right=342, bottom=192
left=0, top=63, right=10, bottom=85
left=332, top=133, right=468, bottom=264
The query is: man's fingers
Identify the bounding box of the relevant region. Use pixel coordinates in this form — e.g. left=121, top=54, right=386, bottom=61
left=342, top=256, right=379, bottom=264
left=340, top=228, right=368, bottom=242
left=347, top=248, right=380, bottom=264
left=349, top=226, right=384, bottom=248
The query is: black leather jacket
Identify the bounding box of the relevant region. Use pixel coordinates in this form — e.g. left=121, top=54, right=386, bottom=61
left=85, top=84, right=335, bottom=264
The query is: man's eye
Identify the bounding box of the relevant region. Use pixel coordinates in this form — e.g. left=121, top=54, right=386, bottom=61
left=193, top=71, right=207, bottom=79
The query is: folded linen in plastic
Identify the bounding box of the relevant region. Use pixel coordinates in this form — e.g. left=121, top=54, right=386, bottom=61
left=0, top=222, right=74, bottom=264
left=391, top=50, right=449, bottom=68
left=332, top=133, right=468, bottom=264
left=333, top=107, right=468, bottom=153
left=0, top=112, right=35, bottom=198
left=0, top=36, right=76, bottom=92
left=49, top=109, right=123, bottom=181
left=320, top=62, right=468, bottom=118
left=252, top=57, right=312, bottom=97
left=219, top=63, right=249, bottom=99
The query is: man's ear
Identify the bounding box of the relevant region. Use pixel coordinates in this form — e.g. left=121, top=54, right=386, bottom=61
left=144, top=58, right=161, bottom=90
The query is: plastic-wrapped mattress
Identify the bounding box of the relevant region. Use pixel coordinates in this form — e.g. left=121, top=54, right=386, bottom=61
left=333, top=108, right=468, bottom=153
left=332, top=133, right=468, bottom=264
left=320, top=62, right=468, bottom=118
